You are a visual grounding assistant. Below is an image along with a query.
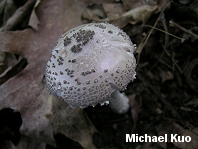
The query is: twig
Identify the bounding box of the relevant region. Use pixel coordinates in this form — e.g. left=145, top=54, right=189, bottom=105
left=161, top=13, right=169, bottom=50
left=144, top=25, right=185, bottom=42
left=169, top=20, right=198, bottom=40
left=136, top=2, right=171, bottom=63
left=149, top=14, right=169, bottom=70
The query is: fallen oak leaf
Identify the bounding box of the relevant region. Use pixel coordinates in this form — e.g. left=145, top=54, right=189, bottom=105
left=85, top=5, right=158, bottom=27
left=0, top=0, right=37, bottom=31
left=0, top=55, right=27, bottom=85
left=156, top=122, right=198, bottom=149
left=0, top=0, right=97, bottom=148
left=129, top=94, right=141, bottom=132
left=28, top=0, right=41, bottom=31
left=0, top=52, right=18, bottom=76
left=2, top=136, right=46, bottom=149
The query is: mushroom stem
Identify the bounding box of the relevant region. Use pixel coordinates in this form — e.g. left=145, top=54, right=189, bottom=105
left=109, top=90, right=129, bottom=114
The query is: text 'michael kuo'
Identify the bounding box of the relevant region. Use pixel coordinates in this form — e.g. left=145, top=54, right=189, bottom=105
left=126, top=134, right=191, bottom=143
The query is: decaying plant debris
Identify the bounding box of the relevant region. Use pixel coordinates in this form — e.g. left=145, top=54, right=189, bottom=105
left=0, top=0, right=198, bottom=149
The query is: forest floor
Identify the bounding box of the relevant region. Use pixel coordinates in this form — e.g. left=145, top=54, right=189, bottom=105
left=0, top=0, right=198, bottom=149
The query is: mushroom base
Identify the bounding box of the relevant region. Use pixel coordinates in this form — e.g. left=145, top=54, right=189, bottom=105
left=109, top=90, right=129, bottom=114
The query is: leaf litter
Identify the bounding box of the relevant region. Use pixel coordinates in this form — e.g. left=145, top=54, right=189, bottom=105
left=0, top=0, right=198, bottom=149
left=0, top=0, right=98, bottom=149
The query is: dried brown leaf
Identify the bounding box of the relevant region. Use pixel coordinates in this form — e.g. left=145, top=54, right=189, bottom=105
left=156, top=122, right=198, bottom=149
left=82, top=4, right=158, bottom=28
left=0, top=52, right=17, bottom=74
left=0, top=0, right=37, bottom=31
left=82, top=3, right=106, bottom=23
left=121, top=5, right=158, bottom=24
left=28, top=0, right=40, bottom=31
left=102, top=3, right=123, bottom=18
left=3, top=136, right=46, bottom=149
left=129, top=94, right=140, bottom=121
left=122, top=0, right=167, bottom=13
left=160, top=71, right=174, bottom=83
left=0, top=56, right=26, bottom=85
left=0, top=0, right=97, bottom=148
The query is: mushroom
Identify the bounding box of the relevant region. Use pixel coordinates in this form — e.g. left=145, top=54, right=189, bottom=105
left=45, top=22, right=136, bottom=113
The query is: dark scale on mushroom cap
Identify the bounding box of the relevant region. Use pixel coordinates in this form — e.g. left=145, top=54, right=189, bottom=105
left=64, top=37, right=71, bottom=46
left=45, top=22, right=136, bottom=108
left=104, top=69, right=108, bottom=73
left=70, top=44, right=82, bottom=53
left=108, top=30, right=113, bottom=34
left=81, top=69, right=95, bottom=76
left=71, top=59, right=76, bottom=63
left=95, top=23, right=106, bottom=29
left=74, top=29, right=95, bottom=45
left=94, top=79, right=98, bottom=83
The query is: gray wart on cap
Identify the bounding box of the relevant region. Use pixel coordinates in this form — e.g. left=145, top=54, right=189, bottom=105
left=45, top=22, right=136, bottom=113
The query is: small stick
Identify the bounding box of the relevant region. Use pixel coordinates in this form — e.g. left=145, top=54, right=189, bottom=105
left=144, top=25, right=185, bottom=42
left=136, top=1, right=171, bottom=63
left=169, top=20, right=198, bottom=40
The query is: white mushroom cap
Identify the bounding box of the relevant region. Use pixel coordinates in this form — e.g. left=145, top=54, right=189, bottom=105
left=45, top=22, right=136, bottom=108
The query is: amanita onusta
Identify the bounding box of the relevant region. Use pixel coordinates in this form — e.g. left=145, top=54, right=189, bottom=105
left=45, top=22, right=136, bottom=113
